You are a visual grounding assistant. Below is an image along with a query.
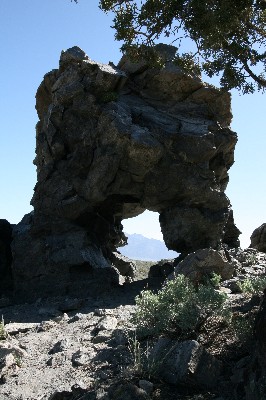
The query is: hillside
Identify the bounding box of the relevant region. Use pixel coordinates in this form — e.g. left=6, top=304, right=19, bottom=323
left=118, top=233, right=178, bottom=261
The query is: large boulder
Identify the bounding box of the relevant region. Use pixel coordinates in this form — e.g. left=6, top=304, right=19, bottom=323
left=11, top=45, right=239, bottom=299
left=170, top=247, right=235, bottom=284
left=151, top=338, right=222, bottom=388
left=250, top=223, right=266, bottom=253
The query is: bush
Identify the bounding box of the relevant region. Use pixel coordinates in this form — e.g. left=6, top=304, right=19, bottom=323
left=238, top=276, right=266, bottom=295
left=133, top=274, right=230, bottom=336
left=232, top=314, right=254, bottom=342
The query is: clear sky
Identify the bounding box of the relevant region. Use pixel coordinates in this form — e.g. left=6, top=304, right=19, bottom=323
left=0, top=0, right=265, bottom=249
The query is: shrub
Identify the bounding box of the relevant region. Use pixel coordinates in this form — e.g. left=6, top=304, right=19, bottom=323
left=232, top=314, right=254, bottom=342
left=133, top=274, right=230, bottom=336
left=238, top=276, right=266, bottom=295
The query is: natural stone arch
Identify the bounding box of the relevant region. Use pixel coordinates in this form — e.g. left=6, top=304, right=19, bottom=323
left=11, top=45, right=240, bottom=300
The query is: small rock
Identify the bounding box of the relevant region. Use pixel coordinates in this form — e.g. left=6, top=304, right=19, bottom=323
left=0, top=353, right=18, bottom=383
left=49, top=339, right=71, bottom=354
left=92, top=331, right=113, bottom=344
left=0, top=341, right=28, bottom=358
left=53, top=312, right=69, bottom=323
left=72, top=348, right=96, bottom=366
left=97, top=316, right=117, bottom=331
left=46, top=357, right=53, bottom=366
left=68, top=312, right=86, bottom=323
left=5, top=322, right=38, bottom=335
left=37, top=320, right=57, bottom=332
left=219, top=287, right=232, bottom=294
left=96, top=387, right=109, bottom=400
left=222, top=278, right=243, bottom=293
left=94, top=308, right=113, bottom=317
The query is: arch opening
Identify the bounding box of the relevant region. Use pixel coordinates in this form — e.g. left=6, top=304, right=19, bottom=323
left=118, top=210, right=178, bottom=261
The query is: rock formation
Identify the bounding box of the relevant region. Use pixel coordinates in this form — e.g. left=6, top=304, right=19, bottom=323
left=0, top=220, right=13, bottom=294
left=250, top=223, right=266, bottom=252
left=11, top=45, right=239, bottom=299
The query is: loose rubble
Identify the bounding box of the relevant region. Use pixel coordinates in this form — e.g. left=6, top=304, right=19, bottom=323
left=0, top=248, right=265, bottom=399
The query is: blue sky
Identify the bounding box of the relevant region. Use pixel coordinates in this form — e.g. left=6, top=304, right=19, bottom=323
left=0, top=0, right=265, bottom=249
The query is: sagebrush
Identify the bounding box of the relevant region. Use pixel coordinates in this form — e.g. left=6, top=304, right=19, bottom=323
left=133, top=274, right=230, bottom=336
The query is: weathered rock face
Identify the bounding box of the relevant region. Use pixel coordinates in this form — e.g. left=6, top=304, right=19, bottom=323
left=170, top=247, right=235, bottom=284
left=250, top=223, right=266, bottom=253
left=0, top=219, right=13, bottom=294
left=12, top=45, right=239, bottom=299
left=151, top=338, right=222, bottom=388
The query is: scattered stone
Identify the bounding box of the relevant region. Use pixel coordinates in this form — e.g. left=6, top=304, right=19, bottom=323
left=4, top=322, right=38, bottom=335
left=0, top=341, right=28, bottom=359
left=92, top=332, right=113, bottom=344
left=94, top=309, right=114, bottom=317
left=49, top=339, right=71, bottom=354
left=96, top=387, right=109, bottom=399
left=53, top=313, right=69, bottom=323
left=97, top=316, right=118, bottom=331
left=0, top=353, right=18, bottom=383
left=37, top=320, right=57, bottom=332
left=221, top=278, right=243, bottom=293
left=68, top=313, right=86, bottom=323
left=72, top=348, right=96, bottom=367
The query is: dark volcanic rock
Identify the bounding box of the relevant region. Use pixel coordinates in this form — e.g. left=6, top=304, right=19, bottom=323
left=11, top=45, right=239, bottom=299
left=151, top=338, right=222, bottom=388
left=170, top=247, right=235, bottom=284
left=0, top=219, right=13, bottom=294
left=250, top=223, right=266, bottom=253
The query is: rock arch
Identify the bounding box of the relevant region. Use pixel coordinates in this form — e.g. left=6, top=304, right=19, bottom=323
left=11, top=45, right=240, bottom=299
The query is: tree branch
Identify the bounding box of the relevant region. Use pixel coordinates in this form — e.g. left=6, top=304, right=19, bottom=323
left=242, top=60, right=266, bottom=87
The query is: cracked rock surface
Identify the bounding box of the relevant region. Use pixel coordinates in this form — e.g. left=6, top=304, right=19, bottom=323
left=10, top=44, right=239, bottom=300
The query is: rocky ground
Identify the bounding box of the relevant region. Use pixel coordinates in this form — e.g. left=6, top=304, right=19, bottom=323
left=0, top=249, right=266, bottom=400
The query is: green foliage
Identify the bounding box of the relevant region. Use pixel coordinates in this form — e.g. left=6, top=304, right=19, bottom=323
left=209, top=272, right=222, bottom=288
left=238, top=276, right=266, bottom=294
left=232, top=314, right=254, bottom=342
left=126, top=329, right=164, bottom=379
left=133, top=274, right=230, bottom=336
left=97, top=0, right=266, bottom=93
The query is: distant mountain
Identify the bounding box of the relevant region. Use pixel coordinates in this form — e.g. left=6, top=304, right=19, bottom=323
left=118, top=233, right=178, bottom=261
